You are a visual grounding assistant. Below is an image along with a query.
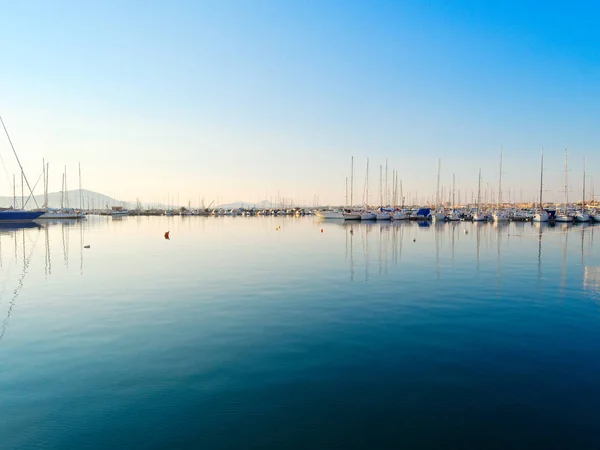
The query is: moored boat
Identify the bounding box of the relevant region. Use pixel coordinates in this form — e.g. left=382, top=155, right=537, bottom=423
left=0, top=209, right=44, bottom=222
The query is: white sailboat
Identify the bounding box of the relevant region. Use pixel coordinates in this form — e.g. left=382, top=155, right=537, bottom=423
left=473, top=169, right=486, bottom=222
left=576, top=157, right=590, bottom=222
left=432, top=158, right=446, bottom=221
left=533, top=149, right=549, bottom=222
left=555, top=149, right=572, bottom=223
left=376, top=165, right=391, bottom=220
left=447, top=174, right=461, bottom=221
left=360, top=158, right=376, bottom=220
left=343, top=156, right=361, bottom=220
left=492, top=148, right=509, bottom=222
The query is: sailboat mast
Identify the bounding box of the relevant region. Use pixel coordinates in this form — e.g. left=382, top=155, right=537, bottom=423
left=436, top=158, right=441, bottom=209
left=379, top=165, right=383, bottom=207
left=366, top=158, right=369, bottom=208
left=477, top=169, right=481, bottom=213
left=79, top=162, right=82, bottom=210
left=400, top=180, right=403, bottom=208
left=61, top=173, right=65, bottom=209
left=385, top=158, right=388, bottom=206
left=46, top=162, right=49, bottom=208
left=498, top=147, right=502, bottom=209
left=564, top=149, right=568, bottom=212
left=350, top=156, right=354, bottom=208
left=42, top=159, right=46, bottom=208
left=13, top=174, right=16, bottom=209
left=453, top=174, right=456, bottom=211
left=582, top=157, right=586, bottom=213
left=539, top=149, right=544, bottom=210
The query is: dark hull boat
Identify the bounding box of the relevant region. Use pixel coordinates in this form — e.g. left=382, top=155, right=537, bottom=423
left=0, top=209, right=44, bottom=222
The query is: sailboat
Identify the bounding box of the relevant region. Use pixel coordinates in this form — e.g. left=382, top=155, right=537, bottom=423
left=575, top=157, right=590, bottom=222
left=533, top=149, right=549, bottom=222
left=447, top=174, right=461, bottom=221
left=0, top=117, right=44, bottom=223
left=432, top=159, right=446, bottom=221
left=360, top=158, right=376, bottom=220
left=473, top=169, right=486, bottom=221
left=492, top=148, right=509, bottom=222
left=392, top=179, right=408, bottom=220
left=376, top=164, right=391, bottom=220
left=343, top=157, right=361, bottom=220
left=555, top=149, right=572, bottom=223
left=38, top=166, right=82, bottom=219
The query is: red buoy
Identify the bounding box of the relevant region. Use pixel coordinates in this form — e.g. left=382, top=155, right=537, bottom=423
left=164, top=231, right=170, bottom=240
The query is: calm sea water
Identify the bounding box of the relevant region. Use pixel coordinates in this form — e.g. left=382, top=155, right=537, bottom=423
left=1, top=216, right=599, bottom=449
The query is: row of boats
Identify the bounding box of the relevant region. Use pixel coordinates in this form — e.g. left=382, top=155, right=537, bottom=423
left=315, top=206, right=600, bottom=223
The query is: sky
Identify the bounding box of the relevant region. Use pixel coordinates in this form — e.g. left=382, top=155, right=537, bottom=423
left=0, top=0, right=599, bottom=207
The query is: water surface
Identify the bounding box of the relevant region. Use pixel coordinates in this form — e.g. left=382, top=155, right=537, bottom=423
left=1, top=217, right=599, bottom=449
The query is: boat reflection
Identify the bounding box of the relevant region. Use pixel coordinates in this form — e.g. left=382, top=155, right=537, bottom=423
left=330, top=219, right=598, bottom=285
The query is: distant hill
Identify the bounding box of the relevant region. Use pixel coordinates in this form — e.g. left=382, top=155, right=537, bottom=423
left=0, top=189, right=128, bottom=209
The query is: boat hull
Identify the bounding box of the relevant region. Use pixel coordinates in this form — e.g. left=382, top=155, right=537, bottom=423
left=315, top=211, right=344, bottom=219
left=0, top=210, right=44, bottom=222
left=360, top=212, right=376, bottom=220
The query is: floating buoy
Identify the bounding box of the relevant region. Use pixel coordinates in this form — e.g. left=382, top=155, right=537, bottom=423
left=320, top=229, right=324, bottom=233
left=413, top=238, right=416, bottom=242
left=164, top=231, right=170, bottom=240
left=84, top=245, right=90, bottom=249
left=464, top=230, right=468, bottom=234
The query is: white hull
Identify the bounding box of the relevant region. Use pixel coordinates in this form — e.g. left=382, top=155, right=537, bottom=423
left=473, top=213, right=486, bottom=222
left=343, top=212, right=361, bottom=220
left=492, top=213, right=509, bottom=222
left=315, top=211, right=344, bottom=219
left=376, top=213, right=391, bottom=220
left=576, top=213, right=591, bottom=222
left=432, top=212, right=446, bottom=221
left=446, top=212, right=461, bottom=221
left=38, top=212, right=84, bottom=219
left=392, top=212, right=408, bottom=220
left=360, top=212, right=376, bottom=220
left=555, top=215, right=572, bottom=222
left=593, top=215, right=600, bottom=223
left=533, top=212, right=549, bottom=222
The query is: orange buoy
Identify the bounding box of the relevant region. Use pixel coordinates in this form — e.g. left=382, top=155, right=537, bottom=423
left=164, top=231, right=170, bottom=240
left=320, top=229, right=323, bottom=233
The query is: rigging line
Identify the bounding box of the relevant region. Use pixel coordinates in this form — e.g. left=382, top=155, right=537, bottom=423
left=0, top=115, right=39, bottom=208
left=22, top=171, right=43, bottom=209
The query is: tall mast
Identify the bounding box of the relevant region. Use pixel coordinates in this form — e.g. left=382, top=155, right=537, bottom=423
left=436, top=158, right=441, bottom=209
left=385, top=158, right=388, bottom=206
left=365, top=158, right=369, bottom=208
left=477, top=169, right=481, bottom=213
left=400, top=180, right=403, bottom=208
left=79, top=162, right=82, bottom=210
left=379, top=165, right=383, bottom=207
left=13, top=174, right=16, bottom=209
left=21, top=171, right=24, bottom=209
left=42, top=159, right=47, bottom=208
left=61, top=173, right=65, bottom=209
left=582, top=157, right=586, bottom=213
left=64, top=165, right=69, bottom=209
left=46, top=162, right=49, bottom=208
left=539, top=149, right=544, bottom=210
left=497, top=147, right=502, bottom=209
left=564, top=149, right=568, bottom=212
left=350, top=156, right=354, bottom=208
left=452, top=173, right=456, bottom=211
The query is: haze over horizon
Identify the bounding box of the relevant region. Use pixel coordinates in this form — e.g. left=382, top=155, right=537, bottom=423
left=1, top=1, right=598, bottom=207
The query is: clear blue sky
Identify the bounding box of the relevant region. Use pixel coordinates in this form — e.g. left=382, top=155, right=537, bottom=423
left=0, top=0, right=598, bottom=206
